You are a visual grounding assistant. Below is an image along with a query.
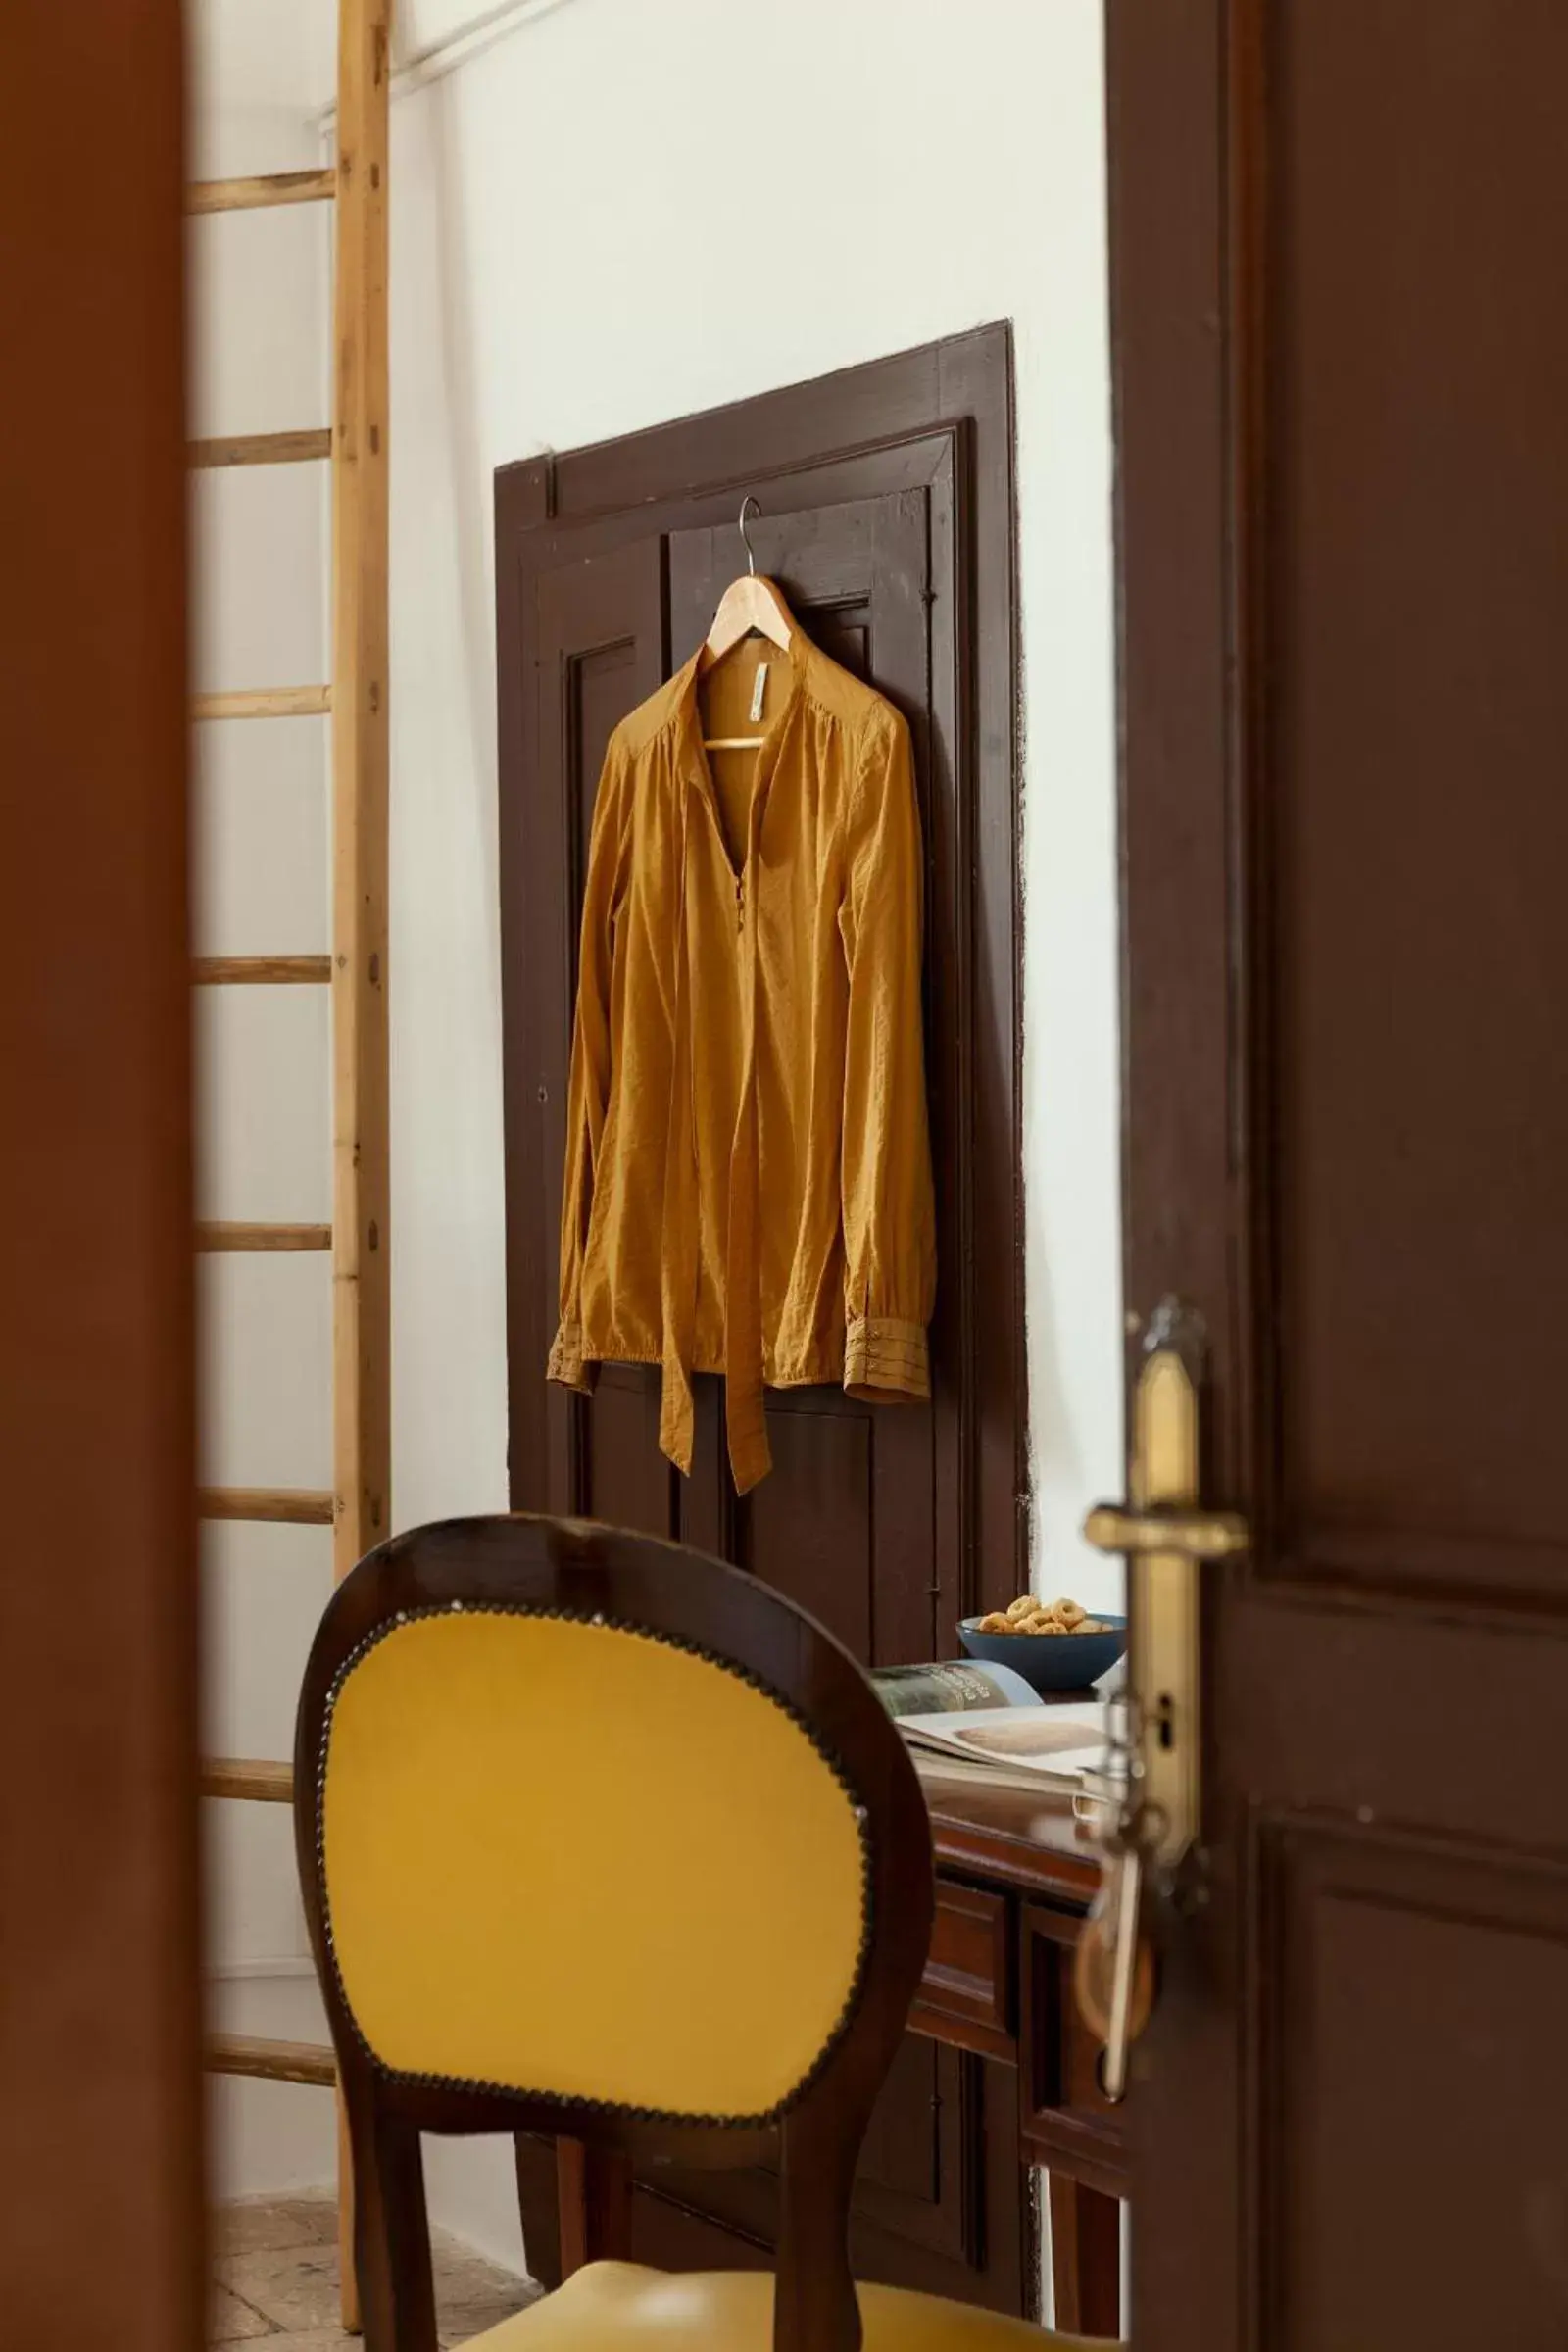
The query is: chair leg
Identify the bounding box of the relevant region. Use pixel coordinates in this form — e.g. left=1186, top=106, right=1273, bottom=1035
left=513, top=2133, right=562, bottom=2292
left=348, top=2101, right=438, bottom=2352
left=1048, top=2173, right=1121, bottom=2339
left=557, top=2139, right=633, bottom=2275
left=338, top=2096, right=361, bottom=2332
left=775, top=2110, right=863, bottom=2352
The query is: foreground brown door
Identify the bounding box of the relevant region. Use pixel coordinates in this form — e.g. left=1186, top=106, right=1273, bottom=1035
left=1112, top=6, right=1568, bottom=2347
left=497, top=333, right=1031, bottom=2312
left=1, top=5, right=200, bottom=2347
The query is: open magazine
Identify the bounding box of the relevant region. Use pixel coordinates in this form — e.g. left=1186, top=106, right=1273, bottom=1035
left=869, top=1659, right=1044, bottom=1719
left=872, top=1664, right=1126, bottom=1809
left=897, top=1696, right=1107, bottom=1788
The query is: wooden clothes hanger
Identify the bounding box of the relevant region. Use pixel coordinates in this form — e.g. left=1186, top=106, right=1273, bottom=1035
left=701, top=494, right=795, bottom=750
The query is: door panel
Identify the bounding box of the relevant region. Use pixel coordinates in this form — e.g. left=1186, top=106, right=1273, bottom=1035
left=859, top=2043, right=945, bottom=2209
left=497, top=336, right=1026, bottom=2314
left=1266, top=0, right=1568, bottom=1600
left=1109, top=6, right=1568, bottom=2347
left=502, top=535, right=667, bottom=1525
left=667, top=485, right=941, bottom=1668
left=1270, top=1828, right=1568, bottom=2351
left=621, top=2041, right=1005, bottom=2294
left=741, top=1398, right=873, bottom=1660
left=581, top=1366, right=672, bottom=1541
left=853, top=2045, right=972, bottom=2268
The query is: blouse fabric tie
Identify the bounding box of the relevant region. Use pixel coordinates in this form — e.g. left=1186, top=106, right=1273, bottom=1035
left=656, top=757, right=700, bottom=1481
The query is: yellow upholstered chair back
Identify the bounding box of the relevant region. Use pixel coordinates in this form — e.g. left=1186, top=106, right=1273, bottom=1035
left=293, top=1514, right=935, bottom=2352
left=318, top=1600, right=868, bottom=2120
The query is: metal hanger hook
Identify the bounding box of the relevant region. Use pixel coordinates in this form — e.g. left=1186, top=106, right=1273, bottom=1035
left=738, top=493, right=760, bottom=577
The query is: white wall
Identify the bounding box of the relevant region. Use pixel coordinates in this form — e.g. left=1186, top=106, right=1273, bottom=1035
left=385, top=0, right=1122, bottom=2284
left=192, top=0, right=1123, bottom=2280
left=189, top=0, right=338, bottom=2200
left=387, top=0, right=1124, bottom=1601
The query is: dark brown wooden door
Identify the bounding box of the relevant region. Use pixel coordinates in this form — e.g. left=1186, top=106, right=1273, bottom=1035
left=496, top=334, right=1029, bottom=2312
left=1111, top=7, right=1568, bottom=2347
left=2, top=5, right=201, bottom=2346
left=508, top=481, right=956, bottom=1665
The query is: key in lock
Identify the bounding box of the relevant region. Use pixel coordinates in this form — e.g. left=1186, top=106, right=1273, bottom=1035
left=1073, top=1825, right=1156, bottom=2104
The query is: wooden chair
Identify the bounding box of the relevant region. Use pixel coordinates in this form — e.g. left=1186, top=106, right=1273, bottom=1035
left=294, top=1513, right=1093, bottom=2351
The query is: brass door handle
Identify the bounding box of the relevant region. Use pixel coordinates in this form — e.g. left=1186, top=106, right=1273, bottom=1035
left=1083, top=1502, right=1250, bottom=1561
left=1072, top=1301, right=1249, bottom=2099
left=1078, top=1301, right=1249, bottom=1874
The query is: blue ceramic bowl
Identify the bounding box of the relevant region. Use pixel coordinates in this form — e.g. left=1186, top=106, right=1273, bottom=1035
left=957, top=1613, right=1127, bottom=1693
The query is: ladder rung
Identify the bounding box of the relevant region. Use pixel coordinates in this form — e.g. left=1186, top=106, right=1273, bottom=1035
left=202, top=1758, right=293, bottom=1803
left=193, top=956, right=332, bottom=986
left=208, top=2034, right=334, bottom=2088
left=201, top=1486, right=334, bottom=1526
left=193, top=686, right=331, bottom=721
left=196, top=1221, right=332, bottom=1253
left=186, top=170, right=336, bottom=216
left=189, top=429, right=332, bottom=470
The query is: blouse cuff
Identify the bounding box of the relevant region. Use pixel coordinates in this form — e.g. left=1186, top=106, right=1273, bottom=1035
left=547, top=1319, right=594, bottom=1393
left=844, top=1314, right=930, bottom=1403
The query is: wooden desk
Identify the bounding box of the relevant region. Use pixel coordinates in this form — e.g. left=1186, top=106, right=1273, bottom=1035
left=555, top=1759, right=1126, bottom=2337
left=911, top=1760, right=1125, bottom=2337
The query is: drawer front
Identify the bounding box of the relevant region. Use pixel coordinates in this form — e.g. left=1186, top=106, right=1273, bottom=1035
left=909, top=1878, right=1015, bottom=2061
left=1018, top=1899, right=1130, bottom=2193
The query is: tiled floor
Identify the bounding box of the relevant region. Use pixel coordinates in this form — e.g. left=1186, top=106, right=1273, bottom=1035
left=212, top=2194, right=542, bottom=2349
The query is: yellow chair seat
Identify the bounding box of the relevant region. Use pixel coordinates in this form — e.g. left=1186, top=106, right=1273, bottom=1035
left=477, top=2261, right=1094, bottom=2350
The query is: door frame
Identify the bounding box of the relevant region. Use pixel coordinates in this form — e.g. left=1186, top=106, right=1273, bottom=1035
left=495, top=322, right=1026, bottom=1613
left=1104, top=2, right=1269, bottom=2330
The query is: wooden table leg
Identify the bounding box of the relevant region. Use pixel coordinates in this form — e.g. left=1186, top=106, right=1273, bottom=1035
left=1048, top=2172, right=1121, bottom=2339
left=556, top=2138, right=633, bottom=2278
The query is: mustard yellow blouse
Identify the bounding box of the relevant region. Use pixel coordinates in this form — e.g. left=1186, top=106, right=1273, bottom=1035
left=548, top=627, right=936, bottom=1494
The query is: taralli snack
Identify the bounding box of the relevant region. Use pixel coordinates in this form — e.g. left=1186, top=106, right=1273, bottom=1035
left=972, top=1597, right=1108, bottom=1636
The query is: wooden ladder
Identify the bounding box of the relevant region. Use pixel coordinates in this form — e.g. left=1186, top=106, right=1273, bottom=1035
left=193, top=2, right=390, bottom=2328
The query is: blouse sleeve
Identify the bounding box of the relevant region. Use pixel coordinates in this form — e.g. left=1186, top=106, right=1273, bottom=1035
left=837, top=704, right=937, bottom=1403
left=548, top=737, right=630, bottom=1391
